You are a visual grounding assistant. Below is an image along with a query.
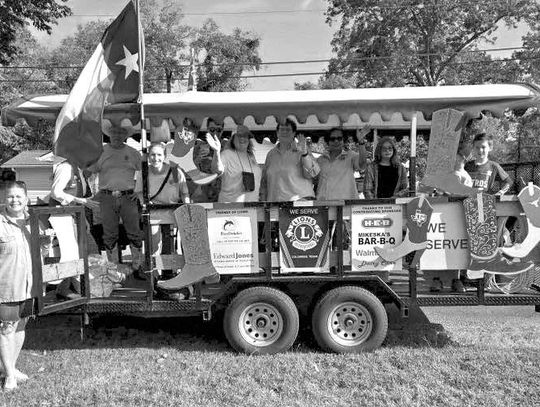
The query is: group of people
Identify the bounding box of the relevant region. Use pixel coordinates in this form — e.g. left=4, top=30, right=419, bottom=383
left=0, top=116, right=520, bottom=391
left=195, top=117, right=408, bottom=203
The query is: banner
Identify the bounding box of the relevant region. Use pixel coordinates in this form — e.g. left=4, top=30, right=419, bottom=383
left=351, top=204, right=403, bottom=271
left=420, top=202, right=470, bottom=269
left=207, top=208, right=258, bottom=274
left=279, top=206, right=329, bottom=272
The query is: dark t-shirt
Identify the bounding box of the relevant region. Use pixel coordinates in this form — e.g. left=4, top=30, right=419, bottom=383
left=377, top=165, right=399, bottom=198
left=464, top=160, right=510, bottom=194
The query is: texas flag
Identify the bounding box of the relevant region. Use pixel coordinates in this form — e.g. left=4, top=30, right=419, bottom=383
left=54, top=0, right=143, bottom=168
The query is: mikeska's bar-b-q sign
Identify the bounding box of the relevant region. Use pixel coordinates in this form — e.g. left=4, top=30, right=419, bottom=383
left=351, top=204, right=403, bottom=271
left=279, top=207, right=330, bottom=272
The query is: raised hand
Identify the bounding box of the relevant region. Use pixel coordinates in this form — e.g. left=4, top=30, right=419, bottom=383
left=356, top=125, right=372, bottom=143
left=206, top=134, right=221, bottom=152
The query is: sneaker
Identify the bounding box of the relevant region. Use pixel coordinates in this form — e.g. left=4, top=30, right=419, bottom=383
left=430, top=277, right=443, bottom=292
left=451, top=278, right=466, bottom=293
left=3, top=376, right=17, bottom=391
left=0, top=369, right=27, bottom=382
left=14, top=370, right=28, bottom=382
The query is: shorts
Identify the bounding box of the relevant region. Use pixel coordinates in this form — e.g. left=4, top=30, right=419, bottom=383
left=0, top=299, right=34, bottom=332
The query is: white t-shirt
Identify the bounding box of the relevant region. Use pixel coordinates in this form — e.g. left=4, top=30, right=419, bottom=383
left=219, top=149, right=261, bottom=202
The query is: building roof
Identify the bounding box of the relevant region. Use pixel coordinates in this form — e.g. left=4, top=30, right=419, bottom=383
left=1, top=150, right=64, bottom=168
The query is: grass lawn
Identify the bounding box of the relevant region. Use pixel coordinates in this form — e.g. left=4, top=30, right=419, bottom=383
left=1, top=306, right=539, bottom=407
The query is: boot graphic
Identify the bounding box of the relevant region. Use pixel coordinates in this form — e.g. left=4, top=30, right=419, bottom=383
left=464, top=193, right=533, bottom=279
left=157, top=204, right=219, bottom=291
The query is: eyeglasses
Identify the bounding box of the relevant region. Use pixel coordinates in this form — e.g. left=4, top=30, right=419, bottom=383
left=329, top=137, right=343, bottom=142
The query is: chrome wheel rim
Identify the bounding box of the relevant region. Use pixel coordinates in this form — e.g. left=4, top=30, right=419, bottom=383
left=327, top=302, right=373, bottom=346
left=238, top=302, right=283, bottom=347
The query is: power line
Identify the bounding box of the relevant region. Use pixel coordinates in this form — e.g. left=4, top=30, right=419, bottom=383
left=66, top=1, right=517, bottom=17
left=0, top=55, right=535, bottom=84
left=0, top=46, right=527, bottom=71
left=67, top=9, right=327, bottom=18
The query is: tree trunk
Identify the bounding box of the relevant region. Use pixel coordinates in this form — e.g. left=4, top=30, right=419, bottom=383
left=166, top=70, right=172, bottom=93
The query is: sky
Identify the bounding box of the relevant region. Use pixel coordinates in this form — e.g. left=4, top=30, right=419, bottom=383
left=31, top=0, right=526, bottom=91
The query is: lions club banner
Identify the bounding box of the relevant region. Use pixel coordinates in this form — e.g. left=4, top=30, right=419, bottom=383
left=207, top=208, right=259, bottom=274
left=279, top=206, right=330, bottom=272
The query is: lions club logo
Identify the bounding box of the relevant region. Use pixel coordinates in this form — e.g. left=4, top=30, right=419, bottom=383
left=285, top=216, right=323, bottom=251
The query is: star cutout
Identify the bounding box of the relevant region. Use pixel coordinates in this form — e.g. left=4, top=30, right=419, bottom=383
left=530, top=198, right=539, bottom=208
left=116, top=45, right=139, bottom=79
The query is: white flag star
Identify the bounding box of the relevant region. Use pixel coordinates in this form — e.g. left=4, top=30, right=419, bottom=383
left=116, top=45, right=139, bottom=79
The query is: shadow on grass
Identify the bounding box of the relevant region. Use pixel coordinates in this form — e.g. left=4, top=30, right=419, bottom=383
left=25, top=314, right=232, bottom=353
left=25, top=304, right=455, bottom=353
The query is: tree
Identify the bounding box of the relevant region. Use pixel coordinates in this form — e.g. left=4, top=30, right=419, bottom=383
left=295, top=74, right=357, bottom=90
left=192, top=19, right=262, bottom=92
left=0, top=120, right=53, bottom=163
left=45, top=20, right=110, bottom=92
left=0, top=27, right=58, bottom=109
left=324, top=0, right=540, bottom=87
left=0, top=0, right=71, bottom=64
left=141, top=0, right=192, bottom=93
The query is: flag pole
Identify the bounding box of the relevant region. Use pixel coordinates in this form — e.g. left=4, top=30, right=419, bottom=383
left=135, top=0, right=152, bottom=294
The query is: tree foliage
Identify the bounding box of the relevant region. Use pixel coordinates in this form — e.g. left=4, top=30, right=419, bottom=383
left=46, top=20, right=110, bottom=92
left=141, top=0, right=193, bottom=93
left=0, top=28, right=57, bottom=108
left=192, top=19, right=262, bottom=92
left=0, top=120, right=53, bottom=163
left=13, top=1, right=262, bottom=94
left=323, top=0, right=540, bottom=87
left=0, top=0, right=71, bottom=64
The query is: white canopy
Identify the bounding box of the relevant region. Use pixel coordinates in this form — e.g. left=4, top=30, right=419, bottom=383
left=2, top=83, right=539, bottom=130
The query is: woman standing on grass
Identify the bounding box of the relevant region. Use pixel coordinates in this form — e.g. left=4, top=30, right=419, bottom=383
left=364, top=137, right=408, bottom=199
left=0, top=181, right=36, bottom=391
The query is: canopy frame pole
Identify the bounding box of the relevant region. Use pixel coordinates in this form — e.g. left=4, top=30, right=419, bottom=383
left=409, top=112, right=417, bottom=196
left=135, top=0, right=153, bottom=300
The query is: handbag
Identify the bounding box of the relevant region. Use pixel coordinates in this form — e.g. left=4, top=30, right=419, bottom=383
left=241, top=171, right=255, bottom=192
left=236, top=151, right=255, bottom=192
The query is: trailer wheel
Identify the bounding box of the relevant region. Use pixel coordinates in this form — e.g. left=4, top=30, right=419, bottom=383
left=223, top=287, right=299, bottom=355
left=312, top=286, right=388, bottom=353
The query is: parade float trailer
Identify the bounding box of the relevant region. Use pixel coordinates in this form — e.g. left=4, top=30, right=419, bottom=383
left=2, top=83, right=540, bottom=354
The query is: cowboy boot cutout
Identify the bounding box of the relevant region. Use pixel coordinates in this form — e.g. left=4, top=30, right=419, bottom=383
left=421, top=108, right=475, bottom=196
left=464, top=193, right=533, bottom=279
left=421, top=173, right=476, bottom=196
left=375, top=196, right=433, bottom=262
left=157, top=204, right=219, bottom=291
left=501, top=183, right=540, bottom=258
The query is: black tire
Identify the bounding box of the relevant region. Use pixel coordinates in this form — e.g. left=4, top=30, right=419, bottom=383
left=223, top=286, right=299, bottom=355
left=312, top=286, right=388, bottom=353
